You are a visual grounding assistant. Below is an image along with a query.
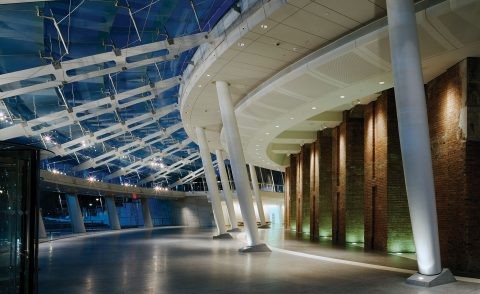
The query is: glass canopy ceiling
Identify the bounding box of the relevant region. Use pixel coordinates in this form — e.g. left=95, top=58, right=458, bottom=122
left=0, top=0, right=236, bottom=187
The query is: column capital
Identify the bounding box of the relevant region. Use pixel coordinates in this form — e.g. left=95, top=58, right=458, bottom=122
left=214, top=80, right=230, bottom=86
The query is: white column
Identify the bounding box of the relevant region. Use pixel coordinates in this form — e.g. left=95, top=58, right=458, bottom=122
left=386, top=0, right=453, bottom=284
left=249, top=164, right=269, bottom=228
left=141, top=198, right=153, bottom=228
left=38, top=208, right=47, bottom=239
left=195, top=127, right=231, bottom=238
left=215, top=149, right=240, bottom=232
left=65, top=194, right=86, bottom=233
left=216, top=80, right=269, bottom=251
left=106, top=196, right=121, bottom=230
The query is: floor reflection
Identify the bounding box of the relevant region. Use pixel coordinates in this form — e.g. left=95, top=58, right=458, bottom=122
left=38, top=226, right=479, bottom=294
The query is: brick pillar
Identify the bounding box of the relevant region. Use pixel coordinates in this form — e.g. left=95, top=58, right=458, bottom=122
left=310, top=138, right=320, bottom=239
left=332, top=108, right=364, bottom=244
left=364, top=101, right=384, bottom=250
left=364, top=91, right=413, bottom=252
left=427, top=58, right=480, bottom=274
left=284, top=167, right=290, bottom=228
left=299, top=144, right=311, bottom=235
left=463, top=58, right=480, bottom=274
left=289, top=155, right=297, bottom=231
left=332, top=126, right=344, bottom=244
left=386, top=91, right=414, bottom=253
left=295, top=153, right=302, bottom=233
left=318, top=129, right=333, bottom=237
left=345, top=108, right=364, bottom=244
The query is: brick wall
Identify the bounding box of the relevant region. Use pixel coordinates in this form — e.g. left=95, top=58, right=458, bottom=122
left=331, top=108, right=364, bottom=244
left=332, top=126, right=344, bottom=243
left=288, top=155, right=297, bottom=231
left=299, top=144, right=311, bottom=234
left=385, top=90, right=414, bottom=253
left=344, top=109, right=365, bottom=244
left=364, top=100, right=387, bottom=250
left=364, top=91, right=413, bottom=252
left=464, top=58, right=480, bottom=274
left=284, top=166, right=290, bottom=228
left=310, top=138, right=320, bottom=239
left=427, top=58, right=480, bottom=274
left=318, top=129, right=333, bottom=237
left=282, top=57, right=480, bottom=276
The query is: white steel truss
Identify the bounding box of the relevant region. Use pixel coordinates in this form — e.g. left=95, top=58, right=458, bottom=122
left=49, top=103, right=176, bottom=156
left=0, top=76, right=180, bottom=140
left=0, top=32, right=209, bottom=99
left=138, top=152, right=201, bottom=184
left=71, top=124, right=189, bottom=172
left=168, top=161, right=218, bottom=188
left=101, top=137, right=192, bottom=179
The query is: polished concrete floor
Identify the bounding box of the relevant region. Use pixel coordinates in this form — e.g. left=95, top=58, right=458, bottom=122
left=38, top=226, right=480, bottom=293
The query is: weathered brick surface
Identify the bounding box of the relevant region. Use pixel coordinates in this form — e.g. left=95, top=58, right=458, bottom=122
left=364, top=91, right=413, bottom=252
left=331, top=109, right=364, bottom=244
left=299, top=144, right=311, bottom=234
left=284, top=166, right=291, bottom=228
left=318, top=130, right=333, bottom=237
left=288, top=155, right=297, bottom=231
left=344, top=109, right=365, bottom=243
left=310, top=138, right=320, bottom=239
left=364, top=101, right=387, bottom=250
left=283, top=57, right=480, bottom=276
left=464, top=58, right=480, bottom=274
left=332, top=126, right=344, bottom=243
left=427, top=58, right=480, bottom=275
left=385, top=91, right=414, bottom=253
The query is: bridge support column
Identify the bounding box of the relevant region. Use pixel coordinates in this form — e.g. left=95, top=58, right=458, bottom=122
left=141, top=198, right=153, bottom=228
left=65, top=194, right=86, bottom=233
left=106, top=196, right=121, bottom=230
left=38, top=209, right=47, bottom=239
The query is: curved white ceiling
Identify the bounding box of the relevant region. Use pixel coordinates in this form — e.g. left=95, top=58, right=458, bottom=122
left=180, top=0, right=480, bottom=170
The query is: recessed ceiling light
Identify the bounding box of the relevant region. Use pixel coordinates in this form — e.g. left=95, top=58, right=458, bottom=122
left=198, top=84, right=202, bottom=88
left=238, top=42, right=245, bottom=47
left=275, top=125, right=279, bottom=128
left=311, top=107, right=317, bottom=110
left=260, top=24, right=268, bottom=29
left=265, top=132, right=270, bottom=135
left=293, top=47, right=297, bottom=51
left=340, top=95, right=345, bottom=99
left=290, top=117, right=294, bottom=120
left=379, top=81, right=385, bottom=85
left=255, top=144, right=259, bottom=147
left=207, top=74, right=211, bottom=77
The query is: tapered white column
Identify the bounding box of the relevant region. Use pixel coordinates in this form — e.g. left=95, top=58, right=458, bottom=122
left=141, top=198, right=153, bottom=228
left=249, top=164, right=269, bottom=228
left=196, top=127, right=231, bottom=239
left=65, top=194, right=86, bottom=233
left=38, top=209, right=47, bottom=239
left=387, top=0, right=454, bottom=285
left=216, top=80, right=269, bottom=251
left=106, top=196, right=121, bottom=230
left=216, top=149, right=240, bottom=232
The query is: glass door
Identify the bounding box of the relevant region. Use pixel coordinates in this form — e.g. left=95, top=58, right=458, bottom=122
left=0, top=145, right=40, bottom=294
